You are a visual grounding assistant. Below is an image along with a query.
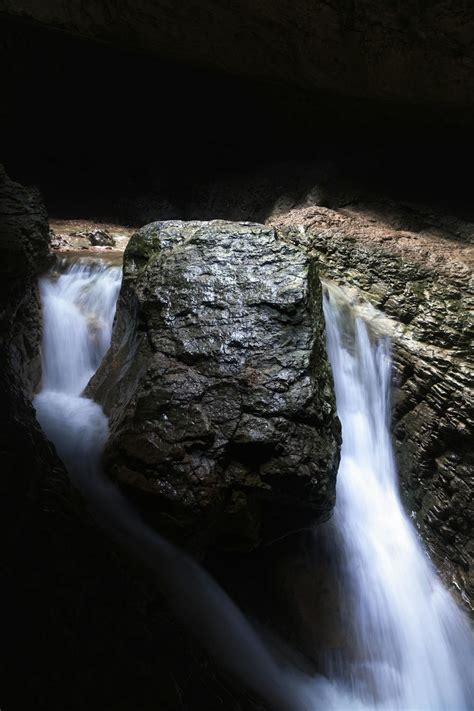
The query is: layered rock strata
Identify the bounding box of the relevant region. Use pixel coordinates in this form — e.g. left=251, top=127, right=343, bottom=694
left=273, top=204, right=473, bottom=609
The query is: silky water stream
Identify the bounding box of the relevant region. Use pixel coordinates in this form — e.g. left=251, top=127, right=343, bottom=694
left=33, top=258, right=473, bottom=710
left=317, top=283, right=473, bottom=710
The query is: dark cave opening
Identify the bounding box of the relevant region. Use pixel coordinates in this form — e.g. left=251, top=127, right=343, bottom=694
left=2, top=15, right=474, bottom=226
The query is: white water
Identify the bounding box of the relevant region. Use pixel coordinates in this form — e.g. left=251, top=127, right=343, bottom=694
left=34, top=260, right=121, bottom=489
left=32, top=258, right=473, bottom=711
left=318, top=284, right=474, bottom=710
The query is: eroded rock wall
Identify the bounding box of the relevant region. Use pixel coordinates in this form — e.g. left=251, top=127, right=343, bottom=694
left=0, top=165, right=59, bottom=534
left=273, top=204, right=473, bottom=609
left=0, top=165, right=52, bottom=394
left=89, top=220, right=340, bottom=550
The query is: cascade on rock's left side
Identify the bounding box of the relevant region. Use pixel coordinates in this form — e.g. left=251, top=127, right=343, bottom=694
left=34, top=259, right=122, bottom=483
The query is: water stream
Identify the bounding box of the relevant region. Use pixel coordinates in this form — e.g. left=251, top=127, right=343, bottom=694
left=319, top=284, right=473, bottom=710
left=33, top=257, right=473, bottom=710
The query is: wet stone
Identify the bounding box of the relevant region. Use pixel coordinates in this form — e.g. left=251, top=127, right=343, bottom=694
left=89, top=220, right=340, bottom=550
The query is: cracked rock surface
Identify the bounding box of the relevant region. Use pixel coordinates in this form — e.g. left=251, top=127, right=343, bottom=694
left=90, top=220, right=340, bottom=549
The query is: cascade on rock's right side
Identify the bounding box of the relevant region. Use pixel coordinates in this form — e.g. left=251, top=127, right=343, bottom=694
left=317, top=283, right=474, bottom=710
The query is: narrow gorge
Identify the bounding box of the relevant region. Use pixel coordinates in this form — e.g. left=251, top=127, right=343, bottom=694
left=1, top=3, right=473, bottom=710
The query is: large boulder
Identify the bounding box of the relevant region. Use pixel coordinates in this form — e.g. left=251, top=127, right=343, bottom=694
left=90, top=220, right=340, bottom=549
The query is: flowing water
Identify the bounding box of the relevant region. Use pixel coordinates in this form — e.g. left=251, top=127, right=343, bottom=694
left=317, top=284, right=474, bottom=710
left=33, top=257, right=473, bottom=710
left=34, top=259, right=122, bottom=489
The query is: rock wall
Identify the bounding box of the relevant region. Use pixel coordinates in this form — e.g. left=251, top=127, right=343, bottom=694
left=272, top=204, right=473, bottom=609
left=90, top=220, right=340, bottom=550
left=0, top=165, right=52, bottom=394
left=0, top=165, right=59, bottom=536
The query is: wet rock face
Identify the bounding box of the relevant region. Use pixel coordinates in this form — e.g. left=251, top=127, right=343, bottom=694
left=393, top=345, right=473, bottom=605
left=91, top=220, right=340, bottom=549
left=0, top=165, right=53, bottom=394
left=273, top=205, right=473, bottom=608
left=0, top=165, right=60, bottom=559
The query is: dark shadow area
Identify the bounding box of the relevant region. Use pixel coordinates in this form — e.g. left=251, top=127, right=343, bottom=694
left=2, top=15, right=474, bottom=226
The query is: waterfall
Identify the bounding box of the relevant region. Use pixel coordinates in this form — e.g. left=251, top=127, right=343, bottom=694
left=32, top=257, right=473, bottom=711
left=34, top=259, right=122, bottom=484
left=318, top=283, right=474, bottom=710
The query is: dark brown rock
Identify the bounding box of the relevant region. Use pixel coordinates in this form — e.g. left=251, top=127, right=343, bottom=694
left=0, top=165, right=53, bottom=394
left=78, top=227, right=115, bottom=246
left=90, top=220, right=340, bottom=550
